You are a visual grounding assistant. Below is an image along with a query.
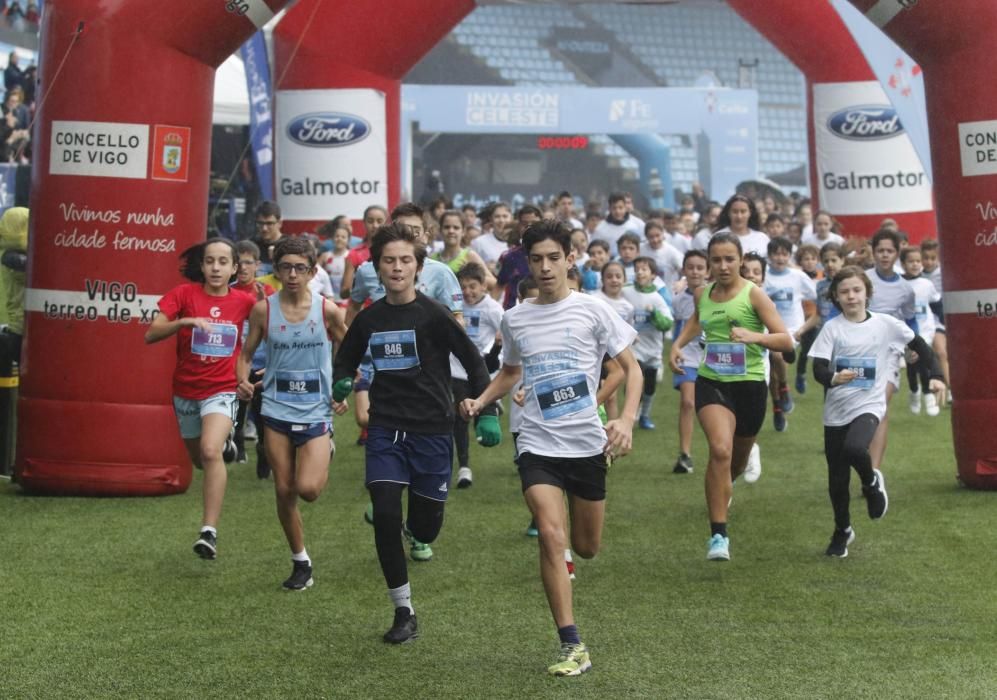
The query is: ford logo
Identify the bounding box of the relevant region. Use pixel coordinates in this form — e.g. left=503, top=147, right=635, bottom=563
left=827, top=105, right=904, bottom=141
left=286, top=112, right=370, bottom=148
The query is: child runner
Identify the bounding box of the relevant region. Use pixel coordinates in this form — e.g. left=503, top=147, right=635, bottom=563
left=451, top=262, right=504, bottom=488
left=462, top=220, right=642, bottom=676
left=738, top=253, right=769, bottom=483
left=763, top=236, right=817, bottom=432
left=581, top=239, right=610, bottom=293
left=322, top=225, right=351, bottom=301
left=809, top=266, right=940, bottom=557
left=794, top=243, right=845, bottom=390
left=615, top=232, right=641, bottom=285
left=592, top=261, right=635, bottom=323
left=236, top=237, right=347, bottom=589
left=900, top=246, right=942, bottom=416
left=144, top=238, right=255, bottom=559
left=333, top=223, right=492, bottom=644
left=920, top=239, right=950, bottom=398
left=668, top=234, right=792, bottom=561
left=792, top=243, right=824, bottom=393
left=340, top=204, right=387, bottom=301
left=641, top=221, right=684, bottom=291
left=623, top=256, right=674, bottom=430
left=231, top=240, right=275, bottom=469
left=671, top=249, right=708, bottom=473
left=696, top=194, right=770, bottom=258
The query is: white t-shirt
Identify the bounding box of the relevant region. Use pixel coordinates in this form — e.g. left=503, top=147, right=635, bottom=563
left=593, top=214, right=646, bottom=254
left=591, top=290, right=635, bottom=324
left=801, top=231, right=845, bottom=248
left=308, top=265, right=335, bottom=298
left=763, top=266, right=817, bottom=335
left=324, top=251, right=347, bottom=297
left=449, top=294, right=504, bottom=381
left=868, top=269, right=916, bottom=322
left=907, top=275, right=941, bottom=342
left=669, top=232, right=693, bottom=254
left=672, top=288, right=703, bottom=368
left=694, top=227, right=770, bottom=258
left=641, top=241, right=684, bottom=289
left=623, top=286, right=673, bottom=366
left=501, top=292, right=637, bottom=457
left=470, top=231, right=509, bottom=267
left=809, top=312, right=914, bottom=426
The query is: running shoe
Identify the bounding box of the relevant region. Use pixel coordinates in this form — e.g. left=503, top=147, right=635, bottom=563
left=403, top=528, right=433, bottom=561
left=283, top=560, right=314, bottom=591
left=364, top=502, right=374, bottom=525
left=222, top=437, right=238, bottom=463
left=795, top=374, right=807, bottom=395
left=825, top=527, right=855, bottom=558
left=862, top=469, right=889, bottom=520
left=356, top=428, right=367, bottom=446
left=706, top=533, right=730, bottom=561
left=908, top=389, right=922, bottom=415
left=525, top=519, right=539, bottom=537
left=924, top=392, right=940, bottom=417
left=780, top=390, right=795, bottom=414
left=457, top=466, right=473, bottom=489
left=638, top=416, right=656, bottom=430
left=236, top=447, right=248, bottom=464
left=193, top=530, right=217, bottom=560
left=673, top=452, right=694, bottom=474
left=383, top=607, right=418, bottom=644
left=743, top=443, right=762, bottom=483
left=548, top=642, right=591, bottom=676
left=773, top=407, right=787, bottom=432
left=566, top=559, right=576, bottom=581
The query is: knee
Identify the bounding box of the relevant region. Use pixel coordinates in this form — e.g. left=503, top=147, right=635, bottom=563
left=298, top=485, right=321, bottom=502
left=199, top=444, right=223, bottom=465
left=537, top=521, right=567, bottom=550
left=680, top=396, right=695, bottom=412
left=708, top=443, right=733, bottom=465
left=275, top=481, right=296, bottom=503
left=573, top=541, right=599, bottom=560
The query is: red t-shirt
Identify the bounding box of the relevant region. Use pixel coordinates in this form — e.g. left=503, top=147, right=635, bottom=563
left=158, top=283, right=256, bottom=399
left=346, top=242, right=370, bottom=269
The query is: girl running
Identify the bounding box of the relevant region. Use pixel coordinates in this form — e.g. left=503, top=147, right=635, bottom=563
left=431, top=210, right=496, bottom=287
left=668, top=234, right=792, bottom=561
left=237, top=237, right=347, bottom=590
left=145, top=238, right=256, bottom=559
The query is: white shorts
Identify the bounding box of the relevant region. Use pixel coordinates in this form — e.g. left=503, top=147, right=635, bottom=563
left=172, top=393, right=238, bottom=439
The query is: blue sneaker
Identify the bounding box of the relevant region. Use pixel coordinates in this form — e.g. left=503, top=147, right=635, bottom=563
left=773, top=408, right=787, bottom=432
left=707, top=534, right=730, bottom=561
left=525, top=518, right=539, bottom=537
left=780, top=392, right=795, bottom=414
left=795, top=374, right=807, bottom=394
left=638, top=416, right=656, bottom=430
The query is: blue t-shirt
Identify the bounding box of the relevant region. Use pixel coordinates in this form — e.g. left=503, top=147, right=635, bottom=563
left=350, top=257, right=463, bottom=314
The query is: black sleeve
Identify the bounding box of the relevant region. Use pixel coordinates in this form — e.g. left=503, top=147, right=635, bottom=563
left=813, top=357, right=835, bottom=389
left=332, top=313, right=369, bottom=383
left=929, top=299, right=944, bottom=323
left=446, top=311, right=491, bottom=397
left=906, top=334, right=942, bottom=380
left=484, top=341, right=502, bottom=373
left=1, top=249, right=26, bottom=272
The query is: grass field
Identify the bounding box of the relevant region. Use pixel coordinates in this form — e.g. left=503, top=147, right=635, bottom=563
left=2, top=376, right=995, bottom=699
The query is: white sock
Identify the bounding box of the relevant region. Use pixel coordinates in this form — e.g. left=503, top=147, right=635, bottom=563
left=200, top=526, right=217, bottom=536
left=292, top=549, right=310, bottom=564
left=564, top=548, right=573, bottom=563
left=389, top=582, right=413, bottom=614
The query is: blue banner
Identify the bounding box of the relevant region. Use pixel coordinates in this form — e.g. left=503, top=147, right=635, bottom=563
left=240, top=32, right=274, bottom=200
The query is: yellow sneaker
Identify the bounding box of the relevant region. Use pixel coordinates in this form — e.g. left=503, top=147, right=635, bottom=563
left=548, top=642, right=591, bottom=676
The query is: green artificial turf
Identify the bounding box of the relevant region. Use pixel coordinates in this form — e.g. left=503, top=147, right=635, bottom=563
left=1, top=375, right=995, bottom=699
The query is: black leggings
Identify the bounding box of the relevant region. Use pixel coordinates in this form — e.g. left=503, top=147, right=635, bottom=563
left=450, top=378, right=497, bottom=468
left=796, top=326, right=818, bottom=377
left=234, top=369, right=264, bottom=452
left=638, top=361, right=658, bottom=396
left=824, top=414, right=879, bottom=530
left=906, top=357, right=930, bottom=393
left=369, top=482, right=446, bottom=589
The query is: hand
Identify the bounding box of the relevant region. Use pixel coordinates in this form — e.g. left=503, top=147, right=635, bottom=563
left=832, top=369, right=858, bottom=386
left=460, top=397, right=483, bottom=421
left=475, top=414, right=501, bottom=447
left=332, top=399, right=349, bottom=415
left=186, top=317, right=212, bottom=332
left=512, top=387, right=527, bottom=407
left=668, top=345, right=685, bottom=374
left=603, top=416, right=634, bottom=459
left=236, top=379, right=254, bottom=402
left=332, top=377, right=353, bottom=402
left=793, top=329, right=803, bottom=343
left=729, top=326, right=753, bottom=343
left=929, top=378, right=946, bottom=398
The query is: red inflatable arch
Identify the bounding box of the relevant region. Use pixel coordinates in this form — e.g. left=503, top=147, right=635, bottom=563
left=17, top=0, right=994, bottom=492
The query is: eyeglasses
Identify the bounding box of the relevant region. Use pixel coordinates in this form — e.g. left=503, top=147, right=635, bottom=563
left=276, top=262, right=312, bottom=275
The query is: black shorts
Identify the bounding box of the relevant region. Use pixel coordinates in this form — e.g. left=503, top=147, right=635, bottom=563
left=694, top=376, right=767, bottom=438
left=518, top=451, right=608, bottom=501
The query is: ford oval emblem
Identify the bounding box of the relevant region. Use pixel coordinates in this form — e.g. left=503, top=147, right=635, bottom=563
left=827, top=105, right=904, bottom=141
left=286, top=112, right=370, bottom=148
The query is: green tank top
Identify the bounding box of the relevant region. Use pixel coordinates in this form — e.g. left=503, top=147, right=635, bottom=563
left=696, top=280, right=766, bottom=382
left=432, top=247, right=470, bottom=274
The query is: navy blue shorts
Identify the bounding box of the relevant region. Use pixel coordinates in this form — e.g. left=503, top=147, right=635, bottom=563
left=263, top=417, right=331, bottom=448
left=365, top=425, right=453, bottom=502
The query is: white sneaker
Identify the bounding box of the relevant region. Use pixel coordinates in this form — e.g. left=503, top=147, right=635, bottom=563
left=743, top=443, right=762, bottom=483
left=456, top=466, right=473, bottom=489
left=908, top=389, right=922, bottom=415
left=924, top=392, right=940, bottom=417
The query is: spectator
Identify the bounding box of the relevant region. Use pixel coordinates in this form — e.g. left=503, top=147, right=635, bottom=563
left=25, top=1, right=38, bottom=26
left=3, top=51, right=22, bottom=93
left=1, top=87, right=30, bottom=162
left=250, top=200, right=284, bottom=273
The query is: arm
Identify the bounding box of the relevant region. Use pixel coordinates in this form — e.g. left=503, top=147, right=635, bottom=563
left=668, top=292, right=702, bottom=373
left=323, top=299, right=348, bottom=344
left=794, top=311, right=821, bottom=342
left=236, top=301, right=267, bottom=400
left=737, top=286, right=793, bottom=352
left=144, top=309, right=209, bottom=344
left=339, top=259, right=355, bottom=300
left=462, top=363, right=522, bottom=417
left=597, top=356, right=624, bottom=406
left=466, top=249, right=497, bottom=290
left=603, top=347, right=642, bottom=457
left=812, top=357, right=858, bottom=389
left=1, top=249, right=26, bottom=272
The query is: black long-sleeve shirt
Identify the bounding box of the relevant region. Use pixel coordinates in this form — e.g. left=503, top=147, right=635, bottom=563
left=334, top=291, right=489, bottom=434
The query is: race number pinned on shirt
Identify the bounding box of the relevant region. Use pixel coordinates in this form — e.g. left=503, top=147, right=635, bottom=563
left=192, top=323, right=238, bottom=357
left=370, top=330, right=420, bottom=371
left=770, top=288, right=794, bottom=313
left=534, top=373, right=593, bottom=420
left=704, top=342, right=746, bottom=376
left=275, top=369, right=321, bottom=403
left=915, top=304, right=928, bottom=323
left=465, top=311, right=481, bottom=338
left=836, top=357, right=876, bottom=389
left=633, top=309, right=651, bottom=331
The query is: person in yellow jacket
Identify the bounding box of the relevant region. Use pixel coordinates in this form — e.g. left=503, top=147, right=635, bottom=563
left=0, top=206, right=28, bottom=370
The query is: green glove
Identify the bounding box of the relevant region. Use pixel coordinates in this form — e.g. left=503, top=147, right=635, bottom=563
left=651, top=308, right=673, bottom=332
left=597, top=404, right=608, bottom=426
left=332, top=377, right=353, bottom=402
left=475, top=414, right=501, bottom=447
